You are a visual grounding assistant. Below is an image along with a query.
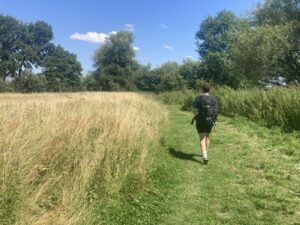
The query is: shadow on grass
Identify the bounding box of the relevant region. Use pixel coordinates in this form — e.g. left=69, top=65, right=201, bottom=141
left=168, top=147, right=203, bottom=164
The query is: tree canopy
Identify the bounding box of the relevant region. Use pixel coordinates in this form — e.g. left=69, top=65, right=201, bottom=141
left=93, top=31, right=138, bottom=91
left=251, top=0, right=300, bottom=81
left=0, top=15, right=83, bottom=92
left=195, top=0, right=300, bottom=87
left=195, top=10, right=245, bottom=58
left=43, top=45, right=83, bottom=91
left=253, top=0, right=300, bottom=26
left=229, top=24, right=293, bottom=83
left=0, top=15, right=53, bottom=79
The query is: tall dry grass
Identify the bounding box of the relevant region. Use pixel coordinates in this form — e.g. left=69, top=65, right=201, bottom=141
left=0, top=92, right=167, bottom=225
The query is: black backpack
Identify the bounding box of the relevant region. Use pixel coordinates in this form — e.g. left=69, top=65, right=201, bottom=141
left=193, top=95, right=218, bottom=125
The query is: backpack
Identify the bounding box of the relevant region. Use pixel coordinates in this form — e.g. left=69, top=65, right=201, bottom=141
left=193, top=95, right=218, bottom=125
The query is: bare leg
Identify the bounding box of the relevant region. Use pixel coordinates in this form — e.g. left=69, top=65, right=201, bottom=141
left=206, top=135, right=210, bottom=151
left=199, top=133, right=208, bottom=160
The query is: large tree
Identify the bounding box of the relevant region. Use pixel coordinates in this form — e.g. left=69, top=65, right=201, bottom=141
left=253, top=0, right=300, bottom=26
left=0, top=15, right=53, bottom=79
left=93, top=31, right=138, bottom=91
left=179, top=59, right=204, bottom=89
left=195, top=10, right=246, bottom=58
left=132, top=64, right=159, bottom=91
left=154, top=61, right=184, bottom=91
left=42, top=45, right=82, bottom=91
left=195, top=10, right=248, bottom=87
left=204, top=52, right=240, bottom=87
left=229, top=24, right=293, bottom=84
left=252, top=0, right=300, bottom=81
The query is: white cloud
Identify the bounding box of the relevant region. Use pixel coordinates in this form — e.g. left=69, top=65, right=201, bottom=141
left=110, top=31, right=117, bottom=35
left=160, top=24, right=168, bottom=29
left=125, top=24, right=135, bottom=31
left=163, top=44, right=174, bottom=50
left=185, top=55, right=193, bottom=59
left=133, top=46, right=140, bottom=51
left=70, top=31, right=117, bottom=43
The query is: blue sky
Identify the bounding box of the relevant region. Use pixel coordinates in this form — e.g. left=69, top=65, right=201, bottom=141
left=1, top=0, right=259, bottom=74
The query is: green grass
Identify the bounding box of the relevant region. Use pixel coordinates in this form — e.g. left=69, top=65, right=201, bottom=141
left=95, top=105, right=300, bottom=225
left=213, top=87, right=300, bottom=131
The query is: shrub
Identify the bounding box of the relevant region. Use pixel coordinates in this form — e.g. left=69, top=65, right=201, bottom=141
left=155, top=89, right=197, bottom=105
left=213, top=87, right=300, bottom=131
left=157, top=86, right=300, bottom=131
left=13, top=72, right=48, bottom=92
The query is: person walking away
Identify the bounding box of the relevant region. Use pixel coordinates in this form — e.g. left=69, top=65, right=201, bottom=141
left=192, top=83, right=218, bottom=164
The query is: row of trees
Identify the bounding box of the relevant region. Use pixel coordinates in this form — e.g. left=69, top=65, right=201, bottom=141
left=0, top=0, right=299, bottom=92
left=89, top=0, right=299, bottom=90
left=0, top=22, right=203, bottom=92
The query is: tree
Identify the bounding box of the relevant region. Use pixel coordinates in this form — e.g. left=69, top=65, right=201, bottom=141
left=252, top=0, right=300, bottom=81
left=154, top=62, right=185, bottom=91
left=0, top=79, right=12, bottom=92
left=195, top=10, right=249, bottom=87
left=93, top=31, right=138, bottom=90
left=253, top=0, right=300, bottom=26
left=0, top=15, right=53, bottom=79
left=229, top=24, right=293, bottom=84
left=25, top=21, right=53, bottom=67
left=13, top=70, right=48, bottom=92
left=195, top=10, right=246, bottom=58
left=204, top=52, right=240, bottom=87
left=83, top=74, right=99, bottom=91
left=133, top=64, right=159, bottom=91
left=42, top=45, right=82, bottom=91
left=0, top=15, right=23, bottom=79
left=179, top=59, right=204, bottom=89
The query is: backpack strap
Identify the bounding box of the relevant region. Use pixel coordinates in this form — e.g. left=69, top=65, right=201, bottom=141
left=191, top=116, right=196, bottom=125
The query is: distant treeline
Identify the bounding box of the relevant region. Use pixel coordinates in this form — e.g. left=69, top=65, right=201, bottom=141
left=0, top=0, right=299, bottom=92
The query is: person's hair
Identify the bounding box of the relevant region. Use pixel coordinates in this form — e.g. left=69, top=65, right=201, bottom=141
left=202, top=83, right=211, bottom=93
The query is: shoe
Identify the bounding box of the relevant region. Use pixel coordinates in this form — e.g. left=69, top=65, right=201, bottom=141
left=203, top=158, right=208, bottom=164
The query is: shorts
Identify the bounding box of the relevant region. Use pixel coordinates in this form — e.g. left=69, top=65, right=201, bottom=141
left=196, top=121, right=214, bottom=134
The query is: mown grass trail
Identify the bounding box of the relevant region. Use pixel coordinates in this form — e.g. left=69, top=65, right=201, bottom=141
left=145, top=105, right=300, bottom=225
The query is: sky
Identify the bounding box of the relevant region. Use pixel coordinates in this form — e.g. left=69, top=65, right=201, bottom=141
left=0, top=0, right=260, bottom=74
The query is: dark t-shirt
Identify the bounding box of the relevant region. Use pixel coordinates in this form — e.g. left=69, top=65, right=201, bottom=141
left=193, top=95, right=203, bottom=110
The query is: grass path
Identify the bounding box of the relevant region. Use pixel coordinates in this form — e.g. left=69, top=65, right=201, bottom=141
left=95, top=105, right=299, bottom=225
left=148, top=105, right=300, bottom=225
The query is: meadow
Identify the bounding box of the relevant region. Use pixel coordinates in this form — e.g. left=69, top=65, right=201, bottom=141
left=0, top=92, right=167, bottom=225
left=1, top=89, right=299, bottom=225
